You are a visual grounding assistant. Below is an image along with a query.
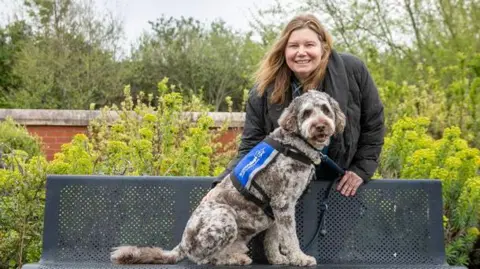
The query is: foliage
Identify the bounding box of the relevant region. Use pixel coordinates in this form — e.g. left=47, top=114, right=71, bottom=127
left=378, top=117, right=480, bottom=266
left=49, top=78, right=237, bottom=177
left=0, top=151, right=48, bottom=269
left=0, top=21, right=32, bottom=108
left=127, top=16, right=263, bottom=111
left=1, top=0, right=125, bottom=109
left=0, top=117, right=43, bottom=158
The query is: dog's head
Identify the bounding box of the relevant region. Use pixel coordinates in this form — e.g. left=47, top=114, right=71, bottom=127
left=278, top=90, right=346, bottom=148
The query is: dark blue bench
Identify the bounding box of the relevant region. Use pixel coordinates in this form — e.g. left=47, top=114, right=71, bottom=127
left=22, top=175, right=466, bottom=269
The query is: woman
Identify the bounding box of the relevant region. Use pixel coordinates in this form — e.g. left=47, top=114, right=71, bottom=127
left=220, top=14, right=385, bottom=197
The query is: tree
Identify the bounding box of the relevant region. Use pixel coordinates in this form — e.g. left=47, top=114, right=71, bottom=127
left=0, top=20, right=32, bottom=108
left=127, top=16, right=265, bottom=111
left=6, top=0, right=126, bottom=109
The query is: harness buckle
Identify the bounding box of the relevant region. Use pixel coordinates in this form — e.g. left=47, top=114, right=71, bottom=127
left=319, top=202, right=328, bottom=211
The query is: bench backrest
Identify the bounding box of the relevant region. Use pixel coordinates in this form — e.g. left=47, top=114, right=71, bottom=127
left=40, top=175, right=447, bottom=266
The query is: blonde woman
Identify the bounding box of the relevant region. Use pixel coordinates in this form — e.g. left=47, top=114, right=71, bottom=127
left=214, top=14, right=386, bottom=198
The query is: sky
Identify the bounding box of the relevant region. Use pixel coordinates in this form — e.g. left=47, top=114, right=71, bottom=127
left=0, top=0, right=281, bottom=52
left=112, top=0, right=278, bottom=42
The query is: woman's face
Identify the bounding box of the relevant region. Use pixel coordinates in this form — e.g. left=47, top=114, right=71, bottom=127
left=285, top=28, right=323, bottom=81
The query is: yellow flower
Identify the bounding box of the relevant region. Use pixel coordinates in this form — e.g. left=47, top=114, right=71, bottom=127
left=467, top=227, right=479, bottom=236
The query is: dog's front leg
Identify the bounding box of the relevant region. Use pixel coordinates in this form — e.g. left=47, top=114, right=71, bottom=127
left=264, top=223, right=289, bottom=264
left=272, top=205, right=316, bottom=266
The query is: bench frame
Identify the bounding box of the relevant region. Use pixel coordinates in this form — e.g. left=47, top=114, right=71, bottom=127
left=22, top=175, right=466, bottom=269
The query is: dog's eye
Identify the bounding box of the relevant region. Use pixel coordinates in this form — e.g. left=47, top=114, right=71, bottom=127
left=302, top=109, right=312, bottom=119
left=321, top=104, right=331, bottom=116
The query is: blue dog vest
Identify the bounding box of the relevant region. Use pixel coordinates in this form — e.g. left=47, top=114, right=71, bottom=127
left=232, top=140, right=280, bottom=191
left=230, top=136, right=315, bottom=219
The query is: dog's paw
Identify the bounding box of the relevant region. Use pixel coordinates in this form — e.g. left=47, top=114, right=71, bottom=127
left=267, top=254, right=289, bottom=265
left=289, top=253, right=317, bottom=267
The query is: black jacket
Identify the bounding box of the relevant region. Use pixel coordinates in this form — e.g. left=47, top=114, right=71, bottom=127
left=226, top=50, right=385, bottom=183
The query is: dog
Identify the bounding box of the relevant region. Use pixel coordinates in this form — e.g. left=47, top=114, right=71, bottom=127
left=110, top=90, right=346, bottom=266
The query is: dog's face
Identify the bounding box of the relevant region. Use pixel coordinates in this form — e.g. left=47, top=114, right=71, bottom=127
left=278, top=90, right=346, bottom=148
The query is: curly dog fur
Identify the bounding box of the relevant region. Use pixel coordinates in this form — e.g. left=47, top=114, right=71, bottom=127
left=110, top=90, right=346, bottom=266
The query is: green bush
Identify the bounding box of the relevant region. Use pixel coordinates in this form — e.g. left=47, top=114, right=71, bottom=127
left=48, top=78, right=237, bottom=177
left=377, top=53, right=480, bottom=148
left=0, top=117, right=43, bottom=159
left=377, top=116, right=480, bottom=266
left=0, top=151, right=48, bottom=269
left=0, top=118, right=45, bottom=268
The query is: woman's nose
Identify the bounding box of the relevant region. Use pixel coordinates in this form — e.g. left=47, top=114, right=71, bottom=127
left=298, top=46, right=306, bottom=54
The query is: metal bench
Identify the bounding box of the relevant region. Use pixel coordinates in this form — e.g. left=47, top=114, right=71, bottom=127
left=23, top=175, right=466, bottom=269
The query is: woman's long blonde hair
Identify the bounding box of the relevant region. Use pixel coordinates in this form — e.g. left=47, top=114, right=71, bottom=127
left=254, top=14, right=333, bottom=104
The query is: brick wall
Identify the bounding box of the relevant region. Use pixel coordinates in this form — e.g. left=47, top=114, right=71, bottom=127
left=0, top=109, right=244, bottom=160
left=27, top=125, right=88, bottom=160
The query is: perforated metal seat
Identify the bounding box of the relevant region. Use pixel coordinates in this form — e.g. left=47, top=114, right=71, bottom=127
left=22, top=175, right=465, bottom=269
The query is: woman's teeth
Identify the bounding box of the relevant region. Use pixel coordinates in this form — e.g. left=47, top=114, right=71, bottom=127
left=296, top=60, right=310, bottom=64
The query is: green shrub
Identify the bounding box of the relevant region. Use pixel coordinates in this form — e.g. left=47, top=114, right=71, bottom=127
left=48, top=78, right=237, bottom=177
left=378, top=53, right=480, bottom=147
left=0, top=116, right=45, bottom=269
left=0, top=151, right=48, bottom=269
left=0, top=117, right=43, bottom=159
left=378, top=116, right=480, bottom=266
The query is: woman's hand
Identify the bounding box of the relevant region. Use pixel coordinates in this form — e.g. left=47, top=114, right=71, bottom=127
left=337, top=171, right=363, bottom=197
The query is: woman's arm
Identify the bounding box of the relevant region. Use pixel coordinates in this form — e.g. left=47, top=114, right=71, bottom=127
left=348, top=61, right=386, bottom=182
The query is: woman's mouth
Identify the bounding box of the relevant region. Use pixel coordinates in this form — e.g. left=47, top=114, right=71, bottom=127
left=295, top=60, right=311, bottom=64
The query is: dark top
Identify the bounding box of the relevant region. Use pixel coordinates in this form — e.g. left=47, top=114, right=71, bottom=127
left=226, top=50, right=385, bottom=183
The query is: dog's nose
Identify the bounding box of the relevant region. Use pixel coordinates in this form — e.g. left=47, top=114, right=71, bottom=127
left=315, top=125, right=325, bottom=132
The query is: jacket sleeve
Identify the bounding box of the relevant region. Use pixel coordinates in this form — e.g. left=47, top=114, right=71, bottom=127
left=212, top=88, right=267, bottom=187
left=348, top=62, right=385, bottom=182
left=226, top=87, right=267, bottom=170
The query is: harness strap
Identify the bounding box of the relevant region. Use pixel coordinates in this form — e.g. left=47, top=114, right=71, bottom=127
left=231, top=174, right=274, bottom=218
left=263, top=137, right=313, bottom=166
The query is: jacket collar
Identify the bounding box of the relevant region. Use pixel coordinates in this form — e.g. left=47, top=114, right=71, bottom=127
left=322, top=50, right=348, bottom=115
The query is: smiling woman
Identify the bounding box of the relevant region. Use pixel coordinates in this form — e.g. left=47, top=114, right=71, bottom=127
left=213, top=13, right=386, bottom=198
left=285, top=28, right=323, bottom=81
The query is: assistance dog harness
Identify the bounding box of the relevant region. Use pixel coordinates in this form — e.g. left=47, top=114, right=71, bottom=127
left=230, top=136, right=315, bottom=219
left=229, top=135, right=345, bottom=250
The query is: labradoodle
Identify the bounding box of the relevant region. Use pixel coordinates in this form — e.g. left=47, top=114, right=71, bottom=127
left=110, top=90, right=346, bottom=266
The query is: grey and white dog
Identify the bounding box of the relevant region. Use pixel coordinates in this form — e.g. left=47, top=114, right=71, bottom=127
left=110, top=90, right=346, bottom=266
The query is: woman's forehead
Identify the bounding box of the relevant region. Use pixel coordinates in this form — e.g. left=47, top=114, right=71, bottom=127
left=288, top=28, right=320, bottom=42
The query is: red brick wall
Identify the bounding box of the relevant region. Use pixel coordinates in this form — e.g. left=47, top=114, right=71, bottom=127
left=27, top=126, right=88, bottom=160
left=26, top=125, right=242, bottom=161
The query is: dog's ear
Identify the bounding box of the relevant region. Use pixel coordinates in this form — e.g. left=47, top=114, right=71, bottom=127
left=278, top=99, right=299, bottom=133
left=329, top=96, right=346, bottom=134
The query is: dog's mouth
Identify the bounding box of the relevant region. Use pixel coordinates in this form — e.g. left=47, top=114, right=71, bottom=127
left=308, top=126, right=333, bottom=146
left=313, top=133, right=328, bottom=141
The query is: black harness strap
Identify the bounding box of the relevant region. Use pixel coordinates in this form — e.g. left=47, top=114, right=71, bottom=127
left=263, top=137, right=313, bottom=166
left=231, top=175, right=275, bottom=219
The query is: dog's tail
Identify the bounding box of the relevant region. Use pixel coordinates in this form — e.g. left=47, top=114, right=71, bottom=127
left=110, top=244, right=185, bottom=264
